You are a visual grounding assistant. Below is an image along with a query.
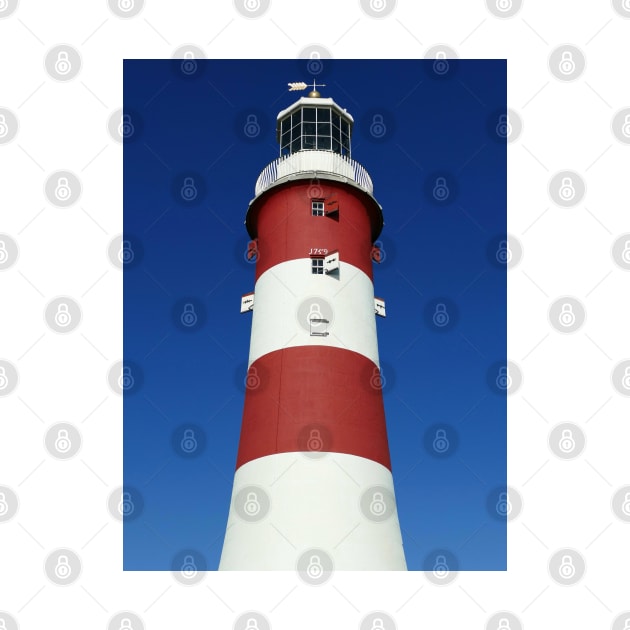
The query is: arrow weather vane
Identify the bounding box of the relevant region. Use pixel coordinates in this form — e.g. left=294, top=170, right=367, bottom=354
left=287, top=80, right=326, bottom=92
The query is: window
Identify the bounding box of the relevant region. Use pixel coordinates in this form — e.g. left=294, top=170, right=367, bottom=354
left=311, top=200, right=324, bottom=216
left=303, top=107, right=316, bottom=122
left=311, top=258, right=324, bottom=274
left=278, top=107, right=352, bottom=156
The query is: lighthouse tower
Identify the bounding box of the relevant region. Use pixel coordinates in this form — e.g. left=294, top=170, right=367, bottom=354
left=219, top=84, right=407, bottom=571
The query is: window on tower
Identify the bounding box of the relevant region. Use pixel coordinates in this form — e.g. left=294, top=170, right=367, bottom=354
left=311, top=200, right=325, bottom=216
left=311, top=258, right=324, bottom=274
left=277, top=106, right=351, bottom=157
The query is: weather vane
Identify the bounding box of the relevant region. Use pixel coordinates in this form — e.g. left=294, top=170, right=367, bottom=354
left=287, top=80, right=326, bottom=93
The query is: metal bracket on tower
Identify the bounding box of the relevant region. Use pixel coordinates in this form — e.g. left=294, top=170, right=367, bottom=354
left=240, top=292, right=254, bottom=313
left=374, top=297, right=386, bottom=318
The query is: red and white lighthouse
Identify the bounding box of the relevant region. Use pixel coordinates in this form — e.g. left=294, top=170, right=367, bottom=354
left=219, top=84, right=407, bottom=571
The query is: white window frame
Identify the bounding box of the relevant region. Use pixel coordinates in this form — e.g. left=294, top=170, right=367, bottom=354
left=311, top=200, right=325, bottom=216
left=311, top=258, right=324, bottom=274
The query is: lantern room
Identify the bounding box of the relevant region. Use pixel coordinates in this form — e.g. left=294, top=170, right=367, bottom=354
left=276, top=89, right=354, bottom=158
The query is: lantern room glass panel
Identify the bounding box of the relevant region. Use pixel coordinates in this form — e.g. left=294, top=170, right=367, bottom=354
left=278, top=103, right=352, bottom=157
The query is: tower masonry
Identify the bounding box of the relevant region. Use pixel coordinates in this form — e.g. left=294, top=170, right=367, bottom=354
left=219, top=84, right=407, bottom=571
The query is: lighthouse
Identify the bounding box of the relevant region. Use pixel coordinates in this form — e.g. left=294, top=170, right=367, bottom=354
left=218, top=83, right=407, bottom=571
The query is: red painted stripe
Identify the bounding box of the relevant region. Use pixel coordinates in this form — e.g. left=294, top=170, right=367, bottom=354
left=237, top=346, right=392, bottom=471
left=245, top=180, right=383, bottom=283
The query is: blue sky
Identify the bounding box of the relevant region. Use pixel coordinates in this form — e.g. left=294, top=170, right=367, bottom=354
left=123, top=58, right=507, bottom=571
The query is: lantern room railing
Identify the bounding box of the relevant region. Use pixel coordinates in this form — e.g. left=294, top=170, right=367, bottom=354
left=255, top=150, right=374, bottom=197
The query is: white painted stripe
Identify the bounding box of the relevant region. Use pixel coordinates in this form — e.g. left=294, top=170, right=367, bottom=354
left=218, top=452, right=407, bottom=571
left=248, top=259, right=379, bottom=368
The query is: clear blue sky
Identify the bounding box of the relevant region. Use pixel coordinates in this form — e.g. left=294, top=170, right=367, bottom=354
left=123, top=58, right=507, bottom=571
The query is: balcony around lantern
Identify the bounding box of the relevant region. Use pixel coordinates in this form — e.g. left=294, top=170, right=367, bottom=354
left=254, top=150, right=374, bottom=197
